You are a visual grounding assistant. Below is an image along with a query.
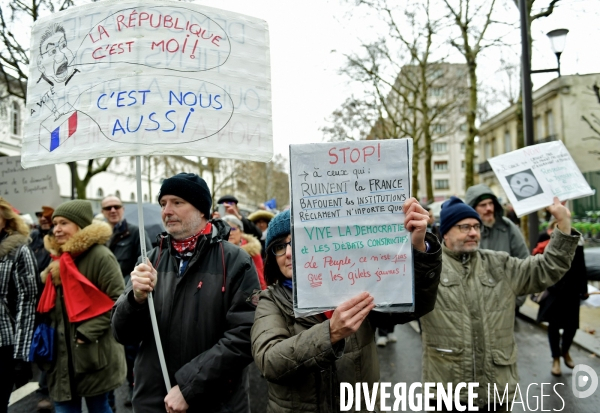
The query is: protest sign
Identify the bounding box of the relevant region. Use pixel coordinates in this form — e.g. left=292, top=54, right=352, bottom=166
left=488, top=141, right=595, bottom=217
left=289, top=139, right=414, bottom=316
left=0, top=156, right=61, bottom=213
left=22, top=0, right=272, bottom=168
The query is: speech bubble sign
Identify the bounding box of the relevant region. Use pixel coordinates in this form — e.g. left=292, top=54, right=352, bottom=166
left=22, top=0, right=272, bottom=168
left=76, top=5, right=231, bottom=72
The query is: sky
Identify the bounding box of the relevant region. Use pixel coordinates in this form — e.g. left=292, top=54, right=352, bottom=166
left=6, top=0, right=600, bottom=159
left=200, top=0, right=600, bottom=158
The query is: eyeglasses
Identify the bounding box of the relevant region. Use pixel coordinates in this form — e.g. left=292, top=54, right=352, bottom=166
left=40, top=39, right=68, bottom=57
left=271, top=241, right=292, bottom=256
left=102, top=205, right=123, bottom=211
left=229, top=227, right=239, bottom=232
left=455, top=224, right=481, bottom=233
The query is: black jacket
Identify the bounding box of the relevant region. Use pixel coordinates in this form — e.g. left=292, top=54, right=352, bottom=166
left=112, top=219, right=260, bottom=413
left=29, top=228, right=51, bottom=274
left=108, top=220, right=151, bottom=283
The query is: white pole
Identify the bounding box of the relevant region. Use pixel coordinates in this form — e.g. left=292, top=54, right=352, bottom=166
left=136, top=156, right=172, bottom=391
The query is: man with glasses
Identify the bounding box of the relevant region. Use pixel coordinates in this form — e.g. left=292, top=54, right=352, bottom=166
left=101, top=195, right=151, bottom=408
left=112, top=173, right=259, bottom=413
left=420, top=196, right=579, bottom=412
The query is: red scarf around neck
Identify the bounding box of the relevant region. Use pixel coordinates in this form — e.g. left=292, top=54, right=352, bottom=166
left=172, top=222, right=212, bottom=254
left=37, top=253, right=115, bottom=323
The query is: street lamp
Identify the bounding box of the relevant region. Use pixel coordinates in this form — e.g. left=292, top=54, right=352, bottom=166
left=531, top=29, right=569, bottom=77
left=518, top=0, right=569, bottom=248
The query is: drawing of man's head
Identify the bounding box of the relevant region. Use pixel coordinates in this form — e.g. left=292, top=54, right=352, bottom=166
left=37, top=24, right=74, bottom=84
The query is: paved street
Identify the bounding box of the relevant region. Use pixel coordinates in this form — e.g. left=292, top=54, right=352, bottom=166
left=9, top=318, right=600, bottom=412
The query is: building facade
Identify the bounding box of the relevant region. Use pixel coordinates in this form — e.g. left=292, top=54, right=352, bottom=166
left=477, top=73, right=600, bottom=216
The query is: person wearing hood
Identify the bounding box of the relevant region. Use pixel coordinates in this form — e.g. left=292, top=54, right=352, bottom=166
left=465, top=184, right=529, bottom=259
left=37, top=200, right=126, bottom=413
left=0, top=197, right=38, bottom=413
left=112, top=173, right=260, bottom=413
left=465, top=184, right=529, bottom=314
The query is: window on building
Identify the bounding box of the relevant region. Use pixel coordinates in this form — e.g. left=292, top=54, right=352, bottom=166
left=434, top=161, right=448, bottom=171
left=11, top=101, right=20, bottom=135
left=130, top=192, right=135, bottom=201
left=433, top=142, right=447, bottom=153
left=97, top=188, right=104, bottom=198
left=535, top=116, right=543, bottom=141
left=435, top=179, right=450, bottom=190
left=460, top=123, right=468, bottom=132
left=546, top=110, right=555, bottom=138
left=461, top=142, right=466, bottom=151
left=144, top=194, right=148, bottom=202
left=461, top=160, right=465, bottom=169
left=504, top=131, right=511, bottom=153
left=432, top=124, right=446, bottom=134
left=491, top=138, right=496, bottom=157
left=484, top=140, right=491, bottom=159
left=459, top=105, right=468, bottom=114
left=429, top=87, right=444, bottom=97
left=115, top=190, right=121, bottom=199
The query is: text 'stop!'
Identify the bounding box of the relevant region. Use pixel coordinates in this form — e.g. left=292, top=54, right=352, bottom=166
left=22, top=0, right=272, bottom=168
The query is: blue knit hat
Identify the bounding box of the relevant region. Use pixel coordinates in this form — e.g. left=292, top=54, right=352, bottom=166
left=266, top=209, right=290, bottom=248
left=439, top=196, right=482, bottom=237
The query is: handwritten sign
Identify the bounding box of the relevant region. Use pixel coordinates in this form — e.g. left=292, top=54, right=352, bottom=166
left=488, top=141, right=595, bottom=217
left=289, top=139, right=414, bottom=316
left=22, top=0, right=272, bottom=168
left=0, top=156, right=62, bottom=213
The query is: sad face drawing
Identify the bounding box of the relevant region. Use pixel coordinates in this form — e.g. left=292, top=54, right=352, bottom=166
left=506, top=169, right=544, bottom=201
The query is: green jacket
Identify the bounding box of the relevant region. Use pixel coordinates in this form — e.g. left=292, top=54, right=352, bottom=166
left=420, top=228, right=580, bottom=406
left=252, top=233, right=442, bottom=413
left=41, top=223, right=126, bottom=402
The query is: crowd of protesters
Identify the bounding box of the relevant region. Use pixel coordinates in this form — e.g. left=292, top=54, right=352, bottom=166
left=0, top=174, right=589, bottom=413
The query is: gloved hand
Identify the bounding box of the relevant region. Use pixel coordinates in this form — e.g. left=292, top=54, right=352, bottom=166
left=13, top=359, right=33, bottom=389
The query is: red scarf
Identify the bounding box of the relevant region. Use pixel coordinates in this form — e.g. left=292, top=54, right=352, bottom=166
left=172, top=223, right=212, bottom=254
left=37, top=253, right=115, bottom=323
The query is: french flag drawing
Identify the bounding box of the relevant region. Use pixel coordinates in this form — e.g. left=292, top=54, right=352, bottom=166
left=49, top=111, right=77, bottom=151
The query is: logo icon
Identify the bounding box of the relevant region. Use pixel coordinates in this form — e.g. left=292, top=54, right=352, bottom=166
left=572, top=364, right=599, bottom=398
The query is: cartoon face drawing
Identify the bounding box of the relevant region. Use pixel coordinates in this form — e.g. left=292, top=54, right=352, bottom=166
left=37, top=24, right=75, bottom=84
left=506, top=169, right=544, bottom=201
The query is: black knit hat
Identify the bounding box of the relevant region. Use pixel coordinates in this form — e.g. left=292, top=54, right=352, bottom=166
left=439, top=196, right=482, bottom=237
left=158, top=173, right=211, bottom=218
left=53, top=200, right=94, bottom=229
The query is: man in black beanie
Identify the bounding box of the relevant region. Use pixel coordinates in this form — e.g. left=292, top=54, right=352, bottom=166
left=112, top=172, right=260, bottom=413
left=419, top=196, right=580, bottom=412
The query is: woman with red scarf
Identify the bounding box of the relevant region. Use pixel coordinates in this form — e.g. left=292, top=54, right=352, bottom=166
left=38, top=200, right=125, bottom=413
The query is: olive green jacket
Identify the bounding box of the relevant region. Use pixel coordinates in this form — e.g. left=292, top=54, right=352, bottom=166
left=420, top=228, right=580, bottom=406
left=41, top=223, right=126, bottom=402
left=252, top=233, right=442, bottom=413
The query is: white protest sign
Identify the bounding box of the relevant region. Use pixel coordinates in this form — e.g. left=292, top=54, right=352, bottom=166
left=22, top=0, right=272, bottom=168
left=488, top=141, right=595, bottom=217
left=0, top=156, right=62, bottom=212
left=289, top=139, right=414, bottom=316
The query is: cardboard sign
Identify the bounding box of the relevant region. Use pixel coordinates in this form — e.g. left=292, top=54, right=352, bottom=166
left=488, top=141, right=595, bottom=217
left=289, top=139, right=414, bottom=316
left=22, top=0, right=272, bottom=168
left=0, top=156, right=62, bottom=213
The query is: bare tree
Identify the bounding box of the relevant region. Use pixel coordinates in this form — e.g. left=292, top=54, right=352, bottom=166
left=337, top=0, right=465, bottom=200
left=235, top=154, right=290, bottom=209
left=442, top=0, right=504, bottom=188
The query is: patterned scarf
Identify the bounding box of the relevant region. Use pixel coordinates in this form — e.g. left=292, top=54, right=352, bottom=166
left=171, top=223, right=212, bottom=254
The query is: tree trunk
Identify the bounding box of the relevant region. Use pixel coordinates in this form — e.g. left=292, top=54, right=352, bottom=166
left=465, top=60, right=478, bottom=187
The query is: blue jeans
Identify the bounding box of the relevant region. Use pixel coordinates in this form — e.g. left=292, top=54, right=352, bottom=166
left=54, top=393, right=112, bottom=413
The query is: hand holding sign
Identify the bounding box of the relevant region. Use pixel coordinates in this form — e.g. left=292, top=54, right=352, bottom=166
left=329, top=292, right=375, bottom=345
left=403, top=197, right=428, bottom=252
left=547, top=196, right=572, bottom=235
